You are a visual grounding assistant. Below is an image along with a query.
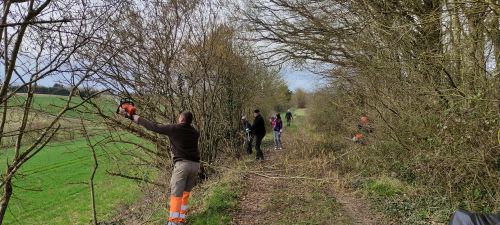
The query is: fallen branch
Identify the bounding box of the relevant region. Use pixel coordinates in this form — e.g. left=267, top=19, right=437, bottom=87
left=247, top=171, right=333, bottom=183
left=200, top=160, right=332, bottom=183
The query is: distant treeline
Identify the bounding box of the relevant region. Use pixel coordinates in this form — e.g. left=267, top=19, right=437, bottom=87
left=10, top=84, right=98, bottom=97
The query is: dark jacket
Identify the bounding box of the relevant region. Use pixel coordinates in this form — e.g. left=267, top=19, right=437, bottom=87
left=137, top=117, right=200, bottom=163
left=251, top=115, right=266, bottom=136
left=273, top=119, right=283, bottom=131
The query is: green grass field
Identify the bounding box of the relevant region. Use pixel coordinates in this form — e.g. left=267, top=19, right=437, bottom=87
left=2, top=94, right=117, bottom=148
left=9, top=94, right=117, bottom=120
left=2, top=94, right=152, bottom=224
left=1, top=135, right=153, bottom=225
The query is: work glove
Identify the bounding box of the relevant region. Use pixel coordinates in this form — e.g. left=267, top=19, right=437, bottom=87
left=118, top=107, right=127, bottom=117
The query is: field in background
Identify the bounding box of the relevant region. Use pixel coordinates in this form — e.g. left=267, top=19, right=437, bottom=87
left=2, top=94, right=117, bottom=148
left=9, top=94, right=116, bottom=119
left=1, top=94, right=152, bottom=224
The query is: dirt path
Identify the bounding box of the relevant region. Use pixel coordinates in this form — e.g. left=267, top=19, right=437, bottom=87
left=332, top=190, right=389, bottom=225
left=107, top=109, right=390, bottom=225
left=233, top=150, right=291, bottom=225
left=233, top=138, right=389, bottom=225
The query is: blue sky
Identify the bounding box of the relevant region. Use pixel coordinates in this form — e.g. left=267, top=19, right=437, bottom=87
left=281, top=69, right=325, bottom=92
left=4, top=62, right=326, bottom=93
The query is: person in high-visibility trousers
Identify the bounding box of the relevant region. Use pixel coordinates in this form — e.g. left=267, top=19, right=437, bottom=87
left=119, top=109, right=200, bottom=225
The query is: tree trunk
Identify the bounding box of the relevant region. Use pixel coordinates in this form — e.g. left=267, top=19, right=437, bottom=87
left=0, top=174, right=13, bottom=224
left=489, top=13, right=500, bottom=77
left=449, top=0, right=464, bottom=84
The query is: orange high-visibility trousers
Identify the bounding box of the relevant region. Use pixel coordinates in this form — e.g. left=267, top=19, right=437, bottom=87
left=167, top=192, right=191, bottom=224
left=180, top=192, right=190, bottom=221
left=168, top=196, right=182, bottom=223
left=167, top=161, right=199, bottom=224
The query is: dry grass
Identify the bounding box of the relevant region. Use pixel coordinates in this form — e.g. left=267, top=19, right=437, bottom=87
left=306, top=90, right=500, bottom=224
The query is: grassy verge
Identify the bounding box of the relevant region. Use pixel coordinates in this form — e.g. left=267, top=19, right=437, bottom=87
left=144, top=162, right=243, bottom=225
left=360, top=176, right=455, bottom=225
left=187, top=166, right=243, bottom=225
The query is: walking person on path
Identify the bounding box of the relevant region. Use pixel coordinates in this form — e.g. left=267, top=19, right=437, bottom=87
left=241, top=116, right=253, bottom=155
left=118, top=109, right=199, bottom=225
left=285, top=109, right=293, bottom=127
left=251, top=109, right=266, bottom=161
left=272, top=113, right=283, bottom=150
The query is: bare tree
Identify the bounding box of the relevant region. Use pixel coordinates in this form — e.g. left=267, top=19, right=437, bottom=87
left=240, top=0, right=500, bottom=215
left=80, top=118, right=99, bottom=225
left=0, top=0, right=124, bottom=223
left=81, top=0, right=291, bottom=185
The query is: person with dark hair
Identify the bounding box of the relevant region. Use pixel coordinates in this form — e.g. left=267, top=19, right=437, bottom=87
left=118, top=109, right=199, bottom=225
left=241, top=116, right=253, bottom=155
left=251, top=109, right=266, bottom=161
left=272, top=113, right=283, bottom=150
left=285, top=109, right=293, bottom=127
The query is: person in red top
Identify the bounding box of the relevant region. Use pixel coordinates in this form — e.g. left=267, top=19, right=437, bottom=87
left=119, top=108, right=199, bottom=225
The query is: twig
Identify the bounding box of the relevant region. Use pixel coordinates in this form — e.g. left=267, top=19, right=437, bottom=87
left=106, top=171, right=164, bottom=187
